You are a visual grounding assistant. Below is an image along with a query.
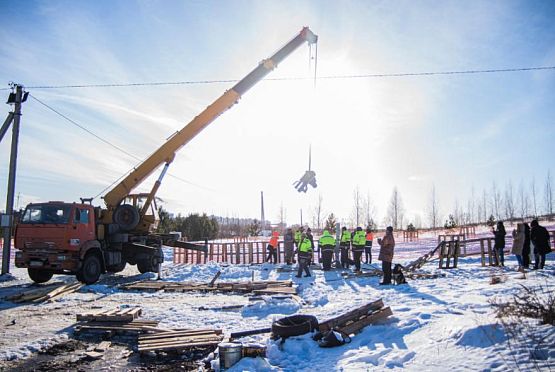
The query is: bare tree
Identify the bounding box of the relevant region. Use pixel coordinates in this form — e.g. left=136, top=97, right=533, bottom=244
left=363, top=191, right=377, bottom=229
left=531, top=177, right=538, bottom=217
left=481, top=189, right=488, bottom=223
left=427, top=184, right=440, bottom=229
left=453, top=199, right=462, bottom=226
left=518, top=180, right=529, bottom=219
left=504, top=180, right=515, bottom=222
left=467, top=186, right=476, bottom=224
left=387, top=186, right=405, bottom=229
left=311, top=193, right=324, bottom=231
left=545, top=170, right=553, bottom=215
left=351, top=187, right=364, bottom=227
left=491, top=182, right=502, bottom=220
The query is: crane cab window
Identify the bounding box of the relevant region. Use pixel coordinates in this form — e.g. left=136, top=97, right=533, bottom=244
left=74, top=208, right=90, bottom=224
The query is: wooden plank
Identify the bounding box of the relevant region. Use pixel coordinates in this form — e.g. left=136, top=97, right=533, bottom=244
left=229, top=328, right=272, bottom=341
left=208, top=271, right=221, bottom=287
left=319, top=300, right=384, bottom=333
left=139, top=329, right=222, bottom=341
left=139, top=336, right=223, bottom=347
left=338, top=307, right=393, bottom=335
left=138, top=340, right=221, bottom=353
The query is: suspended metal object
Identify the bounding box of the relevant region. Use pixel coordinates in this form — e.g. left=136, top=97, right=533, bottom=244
left=293, top=145, right=317, bottom=193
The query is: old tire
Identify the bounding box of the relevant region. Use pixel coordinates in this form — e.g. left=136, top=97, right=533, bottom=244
left=28, top=268, right=54, bottom=284
left=78, top=254, right=102, bottom=284
left=113, top=204, right=139, bottom=231
left=272, top=314, right=318, bottom=339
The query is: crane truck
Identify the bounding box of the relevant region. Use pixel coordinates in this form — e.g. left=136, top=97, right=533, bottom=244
left=14, top=27, right=318, bottom=284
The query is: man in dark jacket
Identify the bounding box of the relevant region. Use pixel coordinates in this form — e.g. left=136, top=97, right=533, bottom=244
left=284, top=228, right=295, bottom=265
left=531, top=219, right=552, bottom=270
left=523, top=223, right=531, bottom=268
left=492, top=221, right=506, bottom=266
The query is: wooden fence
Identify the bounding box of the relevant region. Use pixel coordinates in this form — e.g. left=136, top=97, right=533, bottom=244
left=174, top=240, right=324, bottom=265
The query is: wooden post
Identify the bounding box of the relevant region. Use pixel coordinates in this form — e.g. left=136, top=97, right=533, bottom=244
left=445, top=242, right=452, bottom=269
left=487, top=239, right=493, bottom=266
left=223, top=244, right=228, bottom=263
left=453, top=241, right=459, bottom=268
left=248, top=243, right=254, bottom=264
left=235, top=243, right=241, bottom=264
left=480, top=240, right=485, bottom=267
left=438, top=242, right=444, bottom=269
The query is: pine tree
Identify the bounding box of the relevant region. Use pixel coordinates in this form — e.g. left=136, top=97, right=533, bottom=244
left=324, top=213, right=337, bottom=232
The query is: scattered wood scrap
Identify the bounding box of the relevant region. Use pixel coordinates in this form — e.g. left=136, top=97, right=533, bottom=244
left=77, top=307, right=142, bottom=322
left=138, top=328, right=224, bottom=355
left=404, top=272, right=445, bottom=280
left=340, top=269, right=382, bottom=279
left=120, top=280, right=296, bottom=295
left=74, top=307, right=160, bottom=336
left=403, top=242, right=443, bottom=272
left=319, top=299, right=392, bottom=335
left=5, top=281, right=82, bottom=303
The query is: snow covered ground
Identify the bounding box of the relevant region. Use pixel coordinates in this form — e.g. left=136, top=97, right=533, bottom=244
left=1, top=245, right=554, bottom=371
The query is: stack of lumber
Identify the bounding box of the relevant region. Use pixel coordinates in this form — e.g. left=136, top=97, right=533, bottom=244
left=120, top=280, right=296, bottom=295
left=138, top=328, right=224, bottom=355
left=74, top=307, right=160, bottom=335
left=5, top=281, right=82, bottom=303
left=319, top=299, right=392, bottom=335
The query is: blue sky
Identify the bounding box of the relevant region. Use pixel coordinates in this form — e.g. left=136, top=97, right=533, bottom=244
left=1, top=0, right=554, bottom=227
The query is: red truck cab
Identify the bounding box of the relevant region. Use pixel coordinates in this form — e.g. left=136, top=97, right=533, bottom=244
left=15, top=201, right=98, bottom=283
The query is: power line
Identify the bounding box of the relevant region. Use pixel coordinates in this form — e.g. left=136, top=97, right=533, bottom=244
left=28, top=94, right=215, bottom=198
left=4, top=66, right=554, bottom=90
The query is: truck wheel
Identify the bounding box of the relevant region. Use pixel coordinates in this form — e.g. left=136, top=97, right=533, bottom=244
left=78, top=254, right=102, bottom=284
left=28, top=268, right=54, bottom=284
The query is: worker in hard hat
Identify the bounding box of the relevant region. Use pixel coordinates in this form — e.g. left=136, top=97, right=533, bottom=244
left=266, top=231, right=279, bottom=264
left=340, top=227, right=352, bottom=269
left=364, top=228, right=374, bottom=264
left=319, top=230, right=336, bottom=271
left=295, top=233, right=313, bottom=277
left=352, top=227, right=366, bottom=273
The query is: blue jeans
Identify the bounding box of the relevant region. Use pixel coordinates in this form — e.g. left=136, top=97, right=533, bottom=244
left=515, top=254, right=523, bottom=267
left=496, top=246, right=504, bottom=265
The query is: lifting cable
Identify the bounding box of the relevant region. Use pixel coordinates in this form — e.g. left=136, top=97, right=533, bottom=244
left=3, top=66, right=554, bottom=91
left=28, top=94, right=215, bottom=199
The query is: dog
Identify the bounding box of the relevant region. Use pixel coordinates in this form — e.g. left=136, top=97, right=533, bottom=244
left=392, top=264, right=407, bottom=285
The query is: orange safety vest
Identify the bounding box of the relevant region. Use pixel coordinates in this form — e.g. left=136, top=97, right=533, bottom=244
left=366, top=232, right=374, bottom=241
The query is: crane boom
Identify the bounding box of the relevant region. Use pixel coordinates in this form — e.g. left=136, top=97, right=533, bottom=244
left=103, top=27, right=318, bottom=210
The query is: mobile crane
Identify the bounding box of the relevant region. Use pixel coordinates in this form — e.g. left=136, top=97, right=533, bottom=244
left=14, top=27, right=318, bottom=284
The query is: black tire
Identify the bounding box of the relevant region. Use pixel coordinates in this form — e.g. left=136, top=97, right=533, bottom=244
left=78, top=254, right=102, bottom=284
left=272, top=314, right=319, bottom=339
left=113, top=204, right=140, bottom=231
left=28, top=268, right=54, bottom=284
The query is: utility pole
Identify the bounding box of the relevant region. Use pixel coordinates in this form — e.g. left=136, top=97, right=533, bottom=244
left=2, top=84, right=25, bottom=275
left=300, top=209, right=303, bottom=226
left=260, top=191, right=265, bottom=233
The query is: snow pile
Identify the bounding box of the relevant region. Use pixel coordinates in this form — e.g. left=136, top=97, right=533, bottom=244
left=242, top=297, right=300, bottom=318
